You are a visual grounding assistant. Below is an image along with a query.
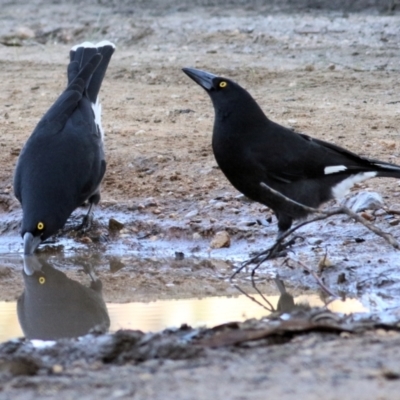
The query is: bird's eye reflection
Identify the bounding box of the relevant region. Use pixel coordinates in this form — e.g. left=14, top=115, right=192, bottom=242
left=18, top=255, right=109, bottom=340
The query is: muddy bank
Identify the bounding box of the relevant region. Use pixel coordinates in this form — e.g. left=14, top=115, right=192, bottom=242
left=1, top=0, right=400, bottom=398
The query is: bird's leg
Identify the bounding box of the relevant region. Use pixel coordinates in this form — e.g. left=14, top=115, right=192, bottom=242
left=269, top=231, right=302, bottom=258
left=74, top=201, right=95, bottom=233
left=80, top=202, right=94, bottom=232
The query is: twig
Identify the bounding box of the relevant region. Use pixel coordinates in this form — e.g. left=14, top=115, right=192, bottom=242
left=232, top=283, right=274, bottom=312
left=230, top=182, right=399, bottom=281
left=286, top=258, right=338, bottom=298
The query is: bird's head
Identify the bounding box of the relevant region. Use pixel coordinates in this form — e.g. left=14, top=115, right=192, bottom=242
left=21, top=220, right=47, bottom=255
left=21, top=214, right=62, bottom=255
left=182, top=67, right=265, bottom=126
left=182, top=68, right=245, bottom=104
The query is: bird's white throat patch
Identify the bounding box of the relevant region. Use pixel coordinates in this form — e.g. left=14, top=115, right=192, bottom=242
left=91, top=99, right=104, bottom=141
left=331, top=171, right=377, bottom=199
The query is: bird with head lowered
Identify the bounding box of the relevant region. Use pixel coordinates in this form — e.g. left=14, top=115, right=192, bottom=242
left=14, top=41, right=115, bottom=254
left=182, top=68, right=400, bottom=238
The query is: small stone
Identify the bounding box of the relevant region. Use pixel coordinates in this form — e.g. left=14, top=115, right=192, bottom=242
left=361, top=211, right=374, bottom=221
left=344, top=192, right=384, bottom=213
left=389, top=219, right=400, bottom=226
left=52, top=364, right=63, bottom=374
left=0, top=266, right=12, bottom=278
left=213, top=202, right=225, bottom=210
left=305, top=64, right=315, bottom=72
left=210, top=231, right=231, bottom=249
left=374, top=209, right=387, bottom=217
left=15, top=26, right=35, bottom=40
left=79, top=237, right=92, bottom=244
left=134, top=130, right=146, bottom=136
left=185, top=209, right=198, bottom=218
left=108, top=218, right=125, bottom=232
left=192, top=232, right=202, bottom=240
left=308, top=238, right=323, bottom=245
left=328, top=64, right=336, bottom=70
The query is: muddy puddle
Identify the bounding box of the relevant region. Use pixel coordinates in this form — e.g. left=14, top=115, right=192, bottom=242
left=1, top=199, right=400, bottom=344
left=0, top=251, right=368, bottom=343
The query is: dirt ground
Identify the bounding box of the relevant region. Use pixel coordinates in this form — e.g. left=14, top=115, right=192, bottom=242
left=1, top=0, right=400, bottom=398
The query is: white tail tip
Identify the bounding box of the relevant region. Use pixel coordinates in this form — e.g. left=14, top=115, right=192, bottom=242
left=71, top=40, right=116, bottom=52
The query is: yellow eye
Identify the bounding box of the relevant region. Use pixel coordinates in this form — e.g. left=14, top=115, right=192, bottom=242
left=219, top=81, right=227, bottom=88
left=39, top=277, right=45, bottom=284
left=37, top=222, right=44, bottom=230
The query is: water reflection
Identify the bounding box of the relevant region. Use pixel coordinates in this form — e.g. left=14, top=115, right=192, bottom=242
left=17, top=255, right=110, bottom=340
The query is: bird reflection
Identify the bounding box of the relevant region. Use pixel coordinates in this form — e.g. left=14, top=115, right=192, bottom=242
left=17, top=255, right=110, bottom=340
left=274, top=276, right=296, bottom=313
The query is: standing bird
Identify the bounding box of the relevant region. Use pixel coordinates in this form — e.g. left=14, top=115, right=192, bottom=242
left=14, top=41, right=115, bottom=254
left=183, top=68, right=400, bottom=237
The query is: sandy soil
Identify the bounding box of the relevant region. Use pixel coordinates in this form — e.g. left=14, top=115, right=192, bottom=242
left=1, top=0, right=400, bottom=398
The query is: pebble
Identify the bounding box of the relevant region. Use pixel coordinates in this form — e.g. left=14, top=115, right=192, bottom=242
left=213, top=202, right=225, bottom=210
left=185, top=209, right=199, bottom=218
left=79, top=237, right=92, bottom=244
left=308, top=238, right=323, bottom=245
left=52, top=364, right=63, bottom=374
left=361, top=211, right=374, bottom=221
left=374, top=209, right=387, bottom=217
left=109, top=218, right=125, bottom=232
left=192, top=232, right=202, bottom=240
left=344, top=191, right=384, bottom=213
left=210, top=231, right=231, bottom=249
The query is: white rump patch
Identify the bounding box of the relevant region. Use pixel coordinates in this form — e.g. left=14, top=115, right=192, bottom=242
left=324, top=165, right=347, bottom=174
left=92, top=99, right=104, bottom=141
left=71, top=41, right=96, bottom=51
left=95, top=40, right=116, bottom=49
left=332, top=171, right=377, bottom=199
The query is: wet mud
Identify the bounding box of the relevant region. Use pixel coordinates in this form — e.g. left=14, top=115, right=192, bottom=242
left=1, top=0, right=400, bottom=398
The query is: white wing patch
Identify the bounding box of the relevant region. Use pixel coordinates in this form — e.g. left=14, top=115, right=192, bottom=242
left=331, top=171, right=377, bottom=199
left=324, top=165, right=347, bottom=174
left=92, top=99, right=104, bottom=141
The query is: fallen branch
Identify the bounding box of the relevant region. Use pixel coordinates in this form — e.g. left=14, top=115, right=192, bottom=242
left=230, top=182, right=399, bottom=281
left=284, top=258, right=338, bottom=298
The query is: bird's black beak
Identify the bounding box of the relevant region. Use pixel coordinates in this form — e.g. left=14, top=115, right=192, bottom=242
left=182, top=68, right=217, bottom=90
left=23, top=254, right=43, bottom=275
left=23, top=232, right=42, bottom=255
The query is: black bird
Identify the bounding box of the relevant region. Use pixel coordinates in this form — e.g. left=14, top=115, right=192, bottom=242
left=14, top=41, right=115, bottom=254
left=18, top=255, right=110, bottom=340
left=183, top=68, right=400, bottom=236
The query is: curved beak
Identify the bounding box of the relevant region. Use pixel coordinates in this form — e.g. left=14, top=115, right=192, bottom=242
left=182, top=68, right=217, bottom=90
left=23, top=232, right=42, bottom=255
left=23, top=254, right=43, bottom=276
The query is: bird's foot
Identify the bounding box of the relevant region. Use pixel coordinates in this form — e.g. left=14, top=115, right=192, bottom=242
left=75, top=212, right=94, bottom=233
left=269, top=235, right=303, bottom=258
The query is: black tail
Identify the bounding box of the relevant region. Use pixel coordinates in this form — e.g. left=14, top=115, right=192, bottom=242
left=68, top=41, right=115, bottom=104
left=370, top=159, right=400, bottom=179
